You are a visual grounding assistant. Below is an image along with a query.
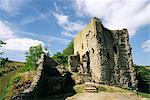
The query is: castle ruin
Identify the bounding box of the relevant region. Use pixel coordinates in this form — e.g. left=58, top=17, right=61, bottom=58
left=69, top=17, right=137, bottom=89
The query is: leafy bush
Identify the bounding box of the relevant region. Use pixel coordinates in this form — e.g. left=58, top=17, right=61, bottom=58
left=135, top=65, right=150, bottom=93
left=62, top=41, right=74, bottom=59
left=0, top=71, right=3, bottom=77
left=21, top=45, right=44, bottom=72
left=52, top=52, right=66, bottom=64
left=0, top=40, right=6, bottom=55
left=52, top=41, right=74, bottom=66
left=0, top=40, right=8, bottom=68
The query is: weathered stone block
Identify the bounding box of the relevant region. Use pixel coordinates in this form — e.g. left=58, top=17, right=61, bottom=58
left=68, top=55, right=80, bottom=72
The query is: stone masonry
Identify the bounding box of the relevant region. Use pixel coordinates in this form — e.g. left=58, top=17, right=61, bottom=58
left=69, top=17, right=137, bottom=89
left=11, top=54, right=69, bottom=100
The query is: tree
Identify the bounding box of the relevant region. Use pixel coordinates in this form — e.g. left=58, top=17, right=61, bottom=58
left=0, top=40, right=6, bottom=55
left=52, top=52, right=66, bottom=64
left=62, top=41, right=74, bottom=65
left=52, top=41, right=74, bottom=66
left=22, top=45, right=44, bottom=71
left=63, top=41, right=74, bottom=58
left=0, top=40, right=7, bottom=68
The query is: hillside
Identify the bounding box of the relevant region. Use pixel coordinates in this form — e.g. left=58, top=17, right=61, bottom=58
left=0, top=61, right=25, bottom=97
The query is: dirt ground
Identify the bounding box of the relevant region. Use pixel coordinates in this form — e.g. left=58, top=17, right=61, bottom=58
left=66, top=92, right=148, bottom=100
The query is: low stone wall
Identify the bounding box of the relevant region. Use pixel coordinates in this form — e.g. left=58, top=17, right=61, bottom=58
left=11, top=54, right=67, bottom=100
left=11, top=54, right=45, bottom=99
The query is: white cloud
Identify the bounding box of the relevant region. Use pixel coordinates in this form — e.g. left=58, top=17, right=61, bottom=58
left=142, top=39, right=150, bottom=52
left=0, top=0, right=27, bottom=12
left=3, top=38, right=45, bottom=52
left=61, top=32, right=73, bottom=37
left=53, top=12, right=84, bottom=32
left=17, top=31, right=71, bottom=44
left=45, top=35, right=70, bottom=44
left=53, top=12, right=68, bottom=25
left=20, top=12, right=51, bottom=25
left=75, top=0, right=150, bottom=36
left=0, top=21, right=14, bottom=40
left=0, top=20, right=46, bottom=52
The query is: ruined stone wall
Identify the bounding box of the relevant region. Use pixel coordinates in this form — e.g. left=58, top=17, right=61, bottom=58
left=74, top=18, right=102, bottom=82
left=111, top=29, right=136, bottom=88
left=11, top=54, right=67, bottom=99
left=11, top=54, right=45, bottom=99
left=73, top=17, right=137, bottom=89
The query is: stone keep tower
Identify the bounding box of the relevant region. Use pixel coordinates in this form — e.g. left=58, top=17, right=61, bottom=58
left=69, top=17, right=137, bottom=89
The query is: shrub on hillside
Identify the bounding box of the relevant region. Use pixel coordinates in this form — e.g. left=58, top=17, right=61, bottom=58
left=135, top=65, right=150, bottom=93
left=21, top=45, right=44, bottom=72
left=52, top=41, right=74, bottom=66
left=0, top=40, right=8, bottom=68
left=0, top=71, right=3, bottom=77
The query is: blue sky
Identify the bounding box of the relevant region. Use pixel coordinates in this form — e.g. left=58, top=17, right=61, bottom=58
left=0, top=0, right=150, bottom=65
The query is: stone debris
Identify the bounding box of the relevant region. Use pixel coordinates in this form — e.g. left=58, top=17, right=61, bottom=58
left=84, top=82, right=97, bottom=93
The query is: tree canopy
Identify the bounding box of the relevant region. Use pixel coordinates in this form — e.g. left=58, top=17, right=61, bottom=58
left=22, top=45, right=44, bottom=72
left=0, top=40, right=7, bottom=68
left=52, top=41, right=74, bottom=66
left=63, top=41, right=74, bottom=58
left=0, top=40, right=6, bottom=55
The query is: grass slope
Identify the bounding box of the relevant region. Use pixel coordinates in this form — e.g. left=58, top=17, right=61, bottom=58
left=0, top=61, right=25, bottom=97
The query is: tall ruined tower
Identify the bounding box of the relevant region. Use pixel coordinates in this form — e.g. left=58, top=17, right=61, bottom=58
left=70, top=17, right=137, bottom=89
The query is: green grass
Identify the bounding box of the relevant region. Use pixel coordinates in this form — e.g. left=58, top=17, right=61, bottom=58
left=97, top=86, right=107, bottom=92
left=0, top=74, right=21, bottom=100
left=74, top=85, right=84, bottom=93
left=0, top=70, right=36, bottom=100
left=96, top=84, right=131, bottom=93
left=0, top=71, right=17, bottom=94
left=0, top=61, right=24, bottom=74
left=0, top=61, right=24, bottom=97
left=138, top=92, right=150, bottom=98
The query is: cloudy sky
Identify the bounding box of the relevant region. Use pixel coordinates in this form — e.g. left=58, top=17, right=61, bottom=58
left=0, top=0, right=149, bottom=65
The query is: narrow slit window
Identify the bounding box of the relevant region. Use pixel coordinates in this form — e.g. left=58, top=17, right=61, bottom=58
left=82, top=43, right=84, bottom=49
left=92, top=48, right=94, bottom=53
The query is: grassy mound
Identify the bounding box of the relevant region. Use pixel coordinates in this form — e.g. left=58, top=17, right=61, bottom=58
left=0, top=71, right=36, bottom=100
left=0, top=61, right=25, bottom=94
left=0, top=61, right=25, bottom=99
